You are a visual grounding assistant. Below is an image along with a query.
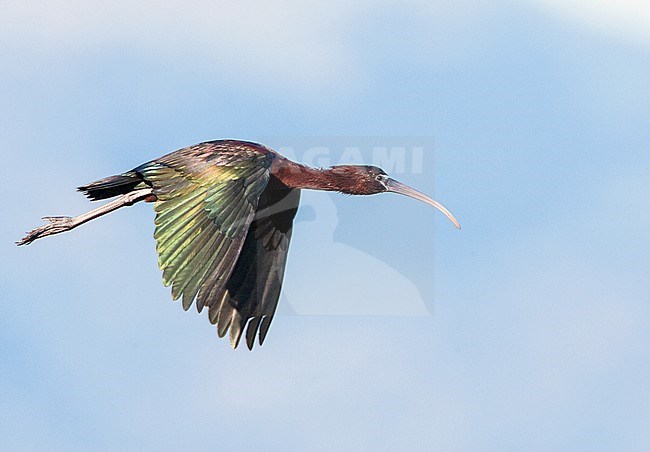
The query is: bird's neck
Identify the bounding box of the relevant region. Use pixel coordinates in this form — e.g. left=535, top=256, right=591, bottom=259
left=271, top=158, right=357, bottom=193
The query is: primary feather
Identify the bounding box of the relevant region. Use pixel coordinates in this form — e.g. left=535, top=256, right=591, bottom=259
left=79, top=140, right=299, bottom=349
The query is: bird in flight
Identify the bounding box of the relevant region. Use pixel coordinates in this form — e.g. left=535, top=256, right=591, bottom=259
left=17, top=140, right=460, bottom=349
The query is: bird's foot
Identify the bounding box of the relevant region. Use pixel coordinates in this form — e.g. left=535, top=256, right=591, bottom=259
left=16, top=216, right=74, bottom=246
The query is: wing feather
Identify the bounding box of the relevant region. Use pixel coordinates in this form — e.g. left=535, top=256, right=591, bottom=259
left=178, top=229, right=224, bottom=309
left=133, top=140, right=299, bottom=349
left=136, top=141, right=274, bottom=319
left=215, top=183, right=300, bottom=349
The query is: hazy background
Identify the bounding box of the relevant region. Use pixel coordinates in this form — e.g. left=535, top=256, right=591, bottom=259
left=1, top=1, right=649, bottom=450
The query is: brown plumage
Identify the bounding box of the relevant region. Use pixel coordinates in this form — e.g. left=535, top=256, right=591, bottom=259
left=17, top=140, right=460, bottom=349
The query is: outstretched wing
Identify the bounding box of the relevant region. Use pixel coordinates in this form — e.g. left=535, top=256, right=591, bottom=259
left=137, top=141, right=274, bottom=328
left=207, top=181, right=300, bottom=349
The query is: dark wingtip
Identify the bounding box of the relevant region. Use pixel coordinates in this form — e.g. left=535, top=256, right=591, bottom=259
left=259, top=316, right=273, bottom=346
left=230, top=329, right=243, bottom=349
left=245, top=317, right=263, bottom=351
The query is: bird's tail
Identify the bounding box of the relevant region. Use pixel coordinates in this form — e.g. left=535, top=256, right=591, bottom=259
left=77, top=171, right=145, bottom=201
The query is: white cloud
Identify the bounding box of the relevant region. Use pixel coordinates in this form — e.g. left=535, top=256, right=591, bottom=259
left=1, top=1, right=492, bottom=94
left=525, top=0, right=650, bottom=45
left=1, top=1, right=349, bottom=88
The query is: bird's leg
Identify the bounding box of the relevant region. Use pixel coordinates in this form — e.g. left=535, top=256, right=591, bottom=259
left=16, top=188, right=155, bottom=246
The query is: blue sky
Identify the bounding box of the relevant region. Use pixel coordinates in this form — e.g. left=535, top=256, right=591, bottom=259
left=1, top=1, right=649, bottom=450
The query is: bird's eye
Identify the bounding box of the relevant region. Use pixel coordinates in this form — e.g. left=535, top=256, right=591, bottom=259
left=375, top=174, right=386, bottom=182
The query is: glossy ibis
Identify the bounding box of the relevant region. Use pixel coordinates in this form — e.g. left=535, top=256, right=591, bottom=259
left=17, top=140, right=460, bottom=349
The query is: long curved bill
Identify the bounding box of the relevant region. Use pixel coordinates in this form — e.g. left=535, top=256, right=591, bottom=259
left=384, top=178, right=461, bottom=230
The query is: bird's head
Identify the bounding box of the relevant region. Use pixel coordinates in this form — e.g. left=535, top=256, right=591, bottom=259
left=330, top=165, right=461, bottom=229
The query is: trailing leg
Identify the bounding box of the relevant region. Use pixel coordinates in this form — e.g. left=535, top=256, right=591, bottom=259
left=17, top=188, right=154, bottom=246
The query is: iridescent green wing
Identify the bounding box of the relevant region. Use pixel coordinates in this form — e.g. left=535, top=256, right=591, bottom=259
left=137, top=142, right=274, bottom=315
left=207, top=184, right=300, bottom=349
